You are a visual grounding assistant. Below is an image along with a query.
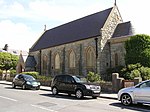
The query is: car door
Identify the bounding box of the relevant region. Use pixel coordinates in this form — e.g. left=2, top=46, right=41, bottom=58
left=17, top=75, right=25, bottom=86
left=56, top=75, right=66, bottom=92
left=134, top=81, right=150, bottom=103
left=64, top=76, right=76, bottom=93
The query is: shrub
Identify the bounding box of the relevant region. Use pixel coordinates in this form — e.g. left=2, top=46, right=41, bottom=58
left=125, top=34, right=150, bottom=67
left=87, top=71, right=101, bottom=82
left=138, top=67, right=150, bottom=80
left=37, top=75, right=52, bottom=81
left=21, top=71, right=52, bottom=81
left=21, top=72, right=39, bottom=79
left=130, top=69, right=141, bottom=80
left=120, top=63, right=142, bottom=80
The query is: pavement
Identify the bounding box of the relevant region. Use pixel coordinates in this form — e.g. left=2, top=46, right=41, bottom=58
left=0, top=80, right=117, bottom=100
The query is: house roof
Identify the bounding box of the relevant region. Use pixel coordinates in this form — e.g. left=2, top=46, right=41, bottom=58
left=30, top=7, right=113, bottom=52
left=25, top=55, right=37, bottom=68
left=112, top=21, right=134, bottom=38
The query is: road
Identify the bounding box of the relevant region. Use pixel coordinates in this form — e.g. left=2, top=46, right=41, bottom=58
left=0, top=84, right=150, bottom=112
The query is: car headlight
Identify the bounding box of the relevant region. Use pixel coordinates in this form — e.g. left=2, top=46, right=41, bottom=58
left=37, top=82, right=41, bottom=85
left=26, top=81, right=31, bottom=85
left=85, top=85, right=91, bottom=89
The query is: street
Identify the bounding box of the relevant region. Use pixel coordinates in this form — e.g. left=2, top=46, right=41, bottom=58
left=0, top=84, right=150, bottom=112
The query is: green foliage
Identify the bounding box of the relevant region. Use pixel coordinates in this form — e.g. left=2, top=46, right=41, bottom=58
left=130, top=69, right=141, bottom=80
left=116, top=63, right=150, bottom=80
left=138, top=67, right=150, bottom=80
left=21, top=71, right=52, bottom=81
left=21, top=72, right=39, bottom=79
left=0, top=69, right=2, bottom=75
left=120, top=63, right=142, bottom=80
left=0, top=52, right=19, bottom=70
left=125, top=34, right=150, bottom=67
left=87, top=71, right=101, bottom=82
left=10, top=69, right=16, bottom=75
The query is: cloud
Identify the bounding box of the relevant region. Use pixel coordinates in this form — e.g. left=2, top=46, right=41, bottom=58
left=0, top=20, right=39, bottom=51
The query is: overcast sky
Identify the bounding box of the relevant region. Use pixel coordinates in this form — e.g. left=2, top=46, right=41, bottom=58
left=0, top=0, right=150, bottom=51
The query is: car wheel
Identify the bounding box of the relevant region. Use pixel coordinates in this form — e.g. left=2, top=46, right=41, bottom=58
left=12, top=83, right=16, bottom=88
left=121, top=94, right=132, bottom=106
left=52, top=87, right=58, bottom=95
left=75, top=89, right=83, bottom=99
left=22, top=84, right=26, bottom=90
left=36, top=86, right=40, bottom=90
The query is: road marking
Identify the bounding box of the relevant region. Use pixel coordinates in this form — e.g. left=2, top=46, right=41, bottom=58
left=0, top=95, right=18, bottom=102
left=31, top=104, right=58, bottom=112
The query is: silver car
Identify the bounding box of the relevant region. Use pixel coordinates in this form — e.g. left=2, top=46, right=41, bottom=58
left=118, top=80, right=150, bottom=105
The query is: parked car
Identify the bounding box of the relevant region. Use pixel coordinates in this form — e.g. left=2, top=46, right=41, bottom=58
left=12, top=74, right=40, bottom=90
left=51, top=74, right=101, bottom=99
left=118, top=80, right=150, bottom=106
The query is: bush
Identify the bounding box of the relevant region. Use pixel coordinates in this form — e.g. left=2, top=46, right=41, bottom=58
left=125, top=34, right=150, bottom=67
left=21, top=71, right=52, bottom=81
left=87, top=71, right=101, bottom=82
left=37, top=75, right=52, bottom=81
left=139, top=67, right=150, bottom=80
left=130, top=69, right=141, bottom=80
left=120, top=63, right=142, bottom=80
left=21, top=72, right=39, bottom=79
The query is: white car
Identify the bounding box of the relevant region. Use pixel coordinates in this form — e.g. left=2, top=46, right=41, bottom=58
left=118, top=80, right=150, bottom=105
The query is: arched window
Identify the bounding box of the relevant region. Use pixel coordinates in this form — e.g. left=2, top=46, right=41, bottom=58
left=115, top=53, right=118, bottom=66
left=69, top=50, right=76, bottom=68
left=86, top=47, right=95, bottom=67
left=54, top=53, right=60, bottom=69
left=43, top=55, right=47, bottom=74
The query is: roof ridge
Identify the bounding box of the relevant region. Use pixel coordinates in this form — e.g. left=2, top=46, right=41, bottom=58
left=47, top=7, right=113, bottom=31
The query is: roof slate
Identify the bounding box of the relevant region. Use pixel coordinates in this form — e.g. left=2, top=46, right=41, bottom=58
left=30, top=7, right=113, bottom=52
left=112, top=21, right=134, bottom=38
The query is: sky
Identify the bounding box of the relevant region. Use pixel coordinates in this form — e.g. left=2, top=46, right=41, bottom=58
left=0, top=0, right=150, bottom=51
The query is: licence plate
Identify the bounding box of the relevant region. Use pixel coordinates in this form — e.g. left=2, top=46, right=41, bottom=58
left=33, top=85, right=38, bottom=87
left=93, top=91, right=100, bottom=93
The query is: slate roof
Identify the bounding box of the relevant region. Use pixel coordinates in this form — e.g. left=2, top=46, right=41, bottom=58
left=112, top=21, right=134, bottom=38
left=30, top=7, right=113, bottom=52
left=25, top=55, right=37, bottom=68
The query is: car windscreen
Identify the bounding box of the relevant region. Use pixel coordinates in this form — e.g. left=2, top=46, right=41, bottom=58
left=72, top=76, right=87, bottom=83
left=23, top=75, right=36, bottom=81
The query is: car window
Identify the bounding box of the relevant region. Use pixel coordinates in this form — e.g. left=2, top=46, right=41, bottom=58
left=56, top=75, right=65, bottom=82
left=72, top=76, right=87, bottom=83
left=23, top=75, right=35, bottom=81
left=66, top=76, right=74, bottom=83
left=18, top=75, right=23, bottom=79
left=140, top=81, right=150, bottom=88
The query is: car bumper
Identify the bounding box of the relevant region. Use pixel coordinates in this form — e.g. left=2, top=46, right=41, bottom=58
left=83, top=89, right=100, bottom=97
left=26, top=84, right=40, bottom=90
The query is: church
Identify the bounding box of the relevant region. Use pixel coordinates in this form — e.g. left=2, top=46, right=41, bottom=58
left=25, top=4, right=134, bottom=80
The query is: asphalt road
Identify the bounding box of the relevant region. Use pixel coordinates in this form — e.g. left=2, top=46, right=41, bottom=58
left=0, top=84, right=150, bottom=112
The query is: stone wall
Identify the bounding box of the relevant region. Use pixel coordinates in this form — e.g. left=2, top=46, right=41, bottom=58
left=30, top=37, right=98, bottom=76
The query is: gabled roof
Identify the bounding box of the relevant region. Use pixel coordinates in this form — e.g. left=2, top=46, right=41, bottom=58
left=112, top=21, right=134, bottom=38
left=30, top=7, right=113, bottom=52
left=25, top=55, right=37, bottom=68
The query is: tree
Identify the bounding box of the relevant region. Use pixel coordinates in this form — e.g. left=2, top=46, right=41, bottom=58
left=125, top=34, right=150, bottom=67
left=0, top=52, right=19, bottom=71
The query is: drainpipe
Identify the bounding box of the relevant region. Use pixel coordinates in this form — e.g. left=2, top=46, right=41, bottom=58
left=39, top=50, right=41, bottom=75
left=95, top=37, right=98, bottom=73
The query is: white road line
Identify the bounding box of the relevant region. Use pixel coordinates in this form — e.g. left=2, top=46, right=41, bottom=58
left=0, top=95, right=18, bottom=102
left=31, top=104, right=58, bottom=112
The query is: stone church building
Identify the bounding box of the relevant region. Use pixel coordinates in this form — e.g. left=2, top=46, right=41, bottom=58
left=25, top=5, right=134, bottom=80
